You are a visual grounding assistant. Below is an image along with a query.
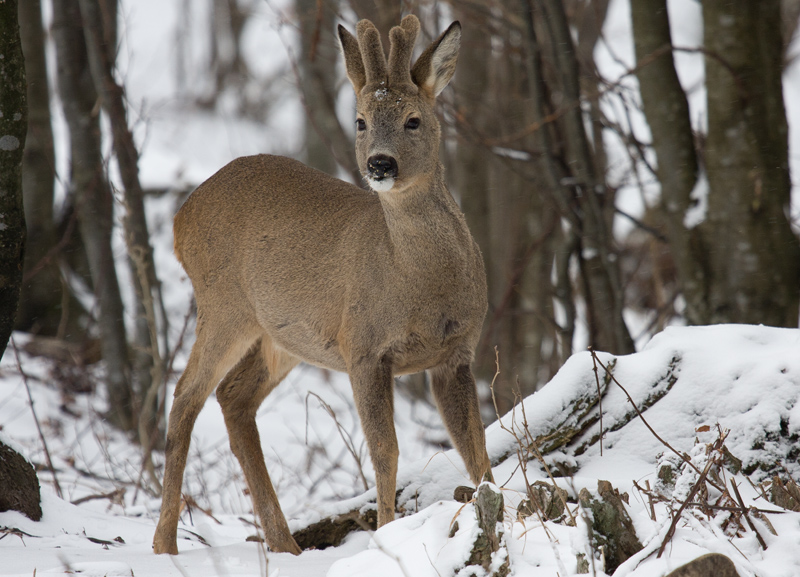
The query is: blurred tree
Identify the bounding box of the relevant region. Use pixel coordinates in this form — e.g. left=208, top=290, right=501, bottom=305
left=633, top=0, right=800, bottom=327
left=297, top=0, right=359, bottom=179
left=448, top=0, right=631, bottom=413
left=16, top=0, right=74, bottom=337
left=52, top=0, right=134, bottom=429
left=79, top=0, right=168, bottom=449
left=0, top=0, right=27, bottom=360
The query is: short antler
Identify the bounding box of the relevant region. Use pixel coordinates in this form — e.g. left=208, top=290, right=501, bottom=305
left=356, top=19, right=387, bottom=86
left=388, top=15, right=420, bottom=87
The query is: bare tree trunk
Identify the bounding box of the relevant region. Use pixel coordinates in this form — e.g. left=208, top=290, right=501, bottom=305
left=702, top=0, right=800, bottom=326
left=52, top=0, right=133, bottom=429
left=77, top=0, right=168, bottom=445
left=451, top=2, right=494, bottom=383
left=0, top=0, right=27, bottom=360
left=296, top=0, right=353, bottom=177
left=536, top=0, right=634, bottom=354
left=16, top=0, right=71, bottom=337
left=631, top=0, right=709, bottom=325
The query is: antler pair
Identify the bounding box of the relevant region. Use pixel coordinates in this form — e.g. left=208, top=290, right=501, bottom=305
left=340, top=14, right=420, bottom=89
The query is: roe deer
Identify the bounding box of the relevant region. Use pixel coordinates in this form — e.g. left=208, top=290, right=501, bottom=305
left=152, top=14, right=492, bottom=555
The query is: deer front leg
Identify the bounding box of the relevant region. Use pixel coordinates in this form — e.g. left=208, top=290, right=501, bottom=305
left=430, top=360, right=492, bottom=485
left=349, top=354, right=398, bottom=527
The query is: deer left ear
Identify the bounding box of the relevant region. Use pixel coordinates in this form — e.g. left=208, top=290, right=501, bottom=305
left=411, top=21, right=461, bottom=100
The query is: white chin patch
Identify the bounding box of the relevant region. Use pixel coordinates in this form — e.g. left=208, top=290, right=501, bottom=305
left=367, top=177, right=395, bottom=193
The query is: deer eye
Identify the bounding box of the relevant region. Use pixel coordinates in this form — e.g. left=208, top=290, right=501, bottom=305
left=356, top=118, right=366, bottom=131
left=405, top=117, right=420, bottom=130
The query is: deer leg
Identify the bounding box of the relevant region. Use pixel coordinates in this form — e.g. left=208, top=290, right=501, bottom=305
left=216, top=338, right=301, bottom=554
left=430, top=361, right=492, bottom=485
left=349, top=354, right=398, bottom=527
left=153, top=326, right=257, bottom=555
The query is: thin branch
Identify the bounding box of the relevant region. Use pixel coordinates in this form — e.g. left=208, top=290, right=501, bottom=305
left=590, top=350, right=726, bottom=495
left=11, top=337, right=63, bottom=499
left=730, top=479, right=767, bottom=550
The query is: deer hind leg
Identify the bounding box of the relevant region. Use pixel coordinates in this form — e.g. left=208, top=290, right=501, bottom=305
left=153, top=319, right=259, bottom=555
left=349, top=354, right=398, bottom=527
left=216, top=336, right=301, bottom=554
left=429, top=358, right=492, bottom=486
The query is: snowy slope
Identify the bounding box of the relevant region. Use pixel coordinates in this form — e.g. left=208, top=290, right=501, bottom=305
left=3, top=325, right=800, bottom=576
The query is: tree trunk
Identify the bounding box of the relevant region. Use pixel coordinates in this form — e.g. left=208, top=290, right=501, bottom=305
left=16, top=0, right=70, bottom=337
left=296, top=0, right=353, bottom=177
left=52, top=0, right=134, bottom=429
left=0, top=0, right=28, bottom=360
left=451, top=2, right=495, bottom=386
left=630, top=0, right=710, bottom=325
left=702, top=0, right=800, bottom=326
left=78, top=0, right=168, bottom=443
left=536, top=0, right=634, bottom=355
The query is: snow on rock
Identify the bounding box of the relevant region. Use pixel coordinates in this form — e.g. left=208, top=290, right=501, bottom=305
left=487, top=324, right=800, bottom=484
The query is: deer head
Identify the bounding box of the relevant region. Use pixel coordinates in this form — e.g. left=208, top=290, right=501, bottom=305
left=338, top=14, right=461, bottom=194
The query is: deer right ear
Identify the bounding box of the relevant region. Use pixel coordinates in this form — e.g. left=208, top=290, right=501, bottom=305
left=338, top=24, right=366, bottom=94
left=411, top=21, right=461, bottom=101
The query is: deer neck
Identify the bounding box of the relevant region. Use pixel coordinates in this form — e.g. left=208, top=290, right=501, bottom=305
left=378, top=168, right=473, bottom=271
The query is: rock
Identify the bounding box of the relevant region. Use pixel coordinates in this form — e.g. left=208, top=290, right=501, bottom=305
left=665, top=553, right=740, bottom=577
left=0, top=440, right=42, bottom=521
left=517, top=480, right=569, bottom=521
left=579, top=480, right=642, bottom=574
left=769, top=476, right=800, bottom=512
left=292, top=508, right=377, bottom=550
left=466, top=481, right=509, bottom=577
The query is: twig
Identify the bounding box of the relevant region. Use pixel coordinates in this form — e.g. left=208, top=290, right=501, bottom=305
left=133, top=301, right=194, bottom=503
left=589, top=347, right=604, bottom=456
left=305, top=391, right=369, bottom=491
left=656, top=450, right=716, bottom=558
left=590, top=350, right=726, bottom=494
left=11, top=337, right=63, bottom=499
left=644, top=480, right=656, bottom=521
left=730, top=479, right=767, bottom=550
left=70, top=488, right=125, bottom=506
left=489, top=347, right=576, bottom=526
left=184, top=495, right=222, bottom=525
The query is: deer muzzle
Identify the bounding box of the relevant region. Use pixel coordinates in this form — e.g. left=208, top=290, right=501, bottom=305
left=367, top=154, right=398, bottom=181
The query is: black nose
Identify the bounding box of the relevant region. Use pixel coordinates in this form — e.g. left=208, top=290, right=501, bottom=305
left=367, top=154, right=398, bottom=180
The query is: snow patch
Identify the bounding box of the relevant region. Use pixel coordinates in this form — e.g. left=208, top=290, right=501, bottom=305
left=683, top=171, right=709, bottom=229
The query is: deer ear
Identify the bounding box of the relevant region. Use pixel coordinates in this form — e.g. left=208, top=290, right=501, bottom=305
left=338, top=24, right=366, bottom=94
left=411, top=21, right=461, bottom=100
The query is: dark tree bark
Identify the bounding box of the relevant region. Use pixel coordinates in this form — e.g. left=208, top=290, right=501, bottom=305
left=52, top=0, right=134, bottom=429
left=631, top=0, right=709, bottom=325
left=702, top=0, right=800, bottom=326
left=297, top=0, right=357, bottom=178
left=0, top=0, right=28, bottom=360
left=204, top=0, right=248, bottom=110
left=451, top=2, right=497, bottom=392
left=0, top=441, right=42, bottom=521
left=632, top=0, right=799, bottom=327
left=16, top=0, right=67, bottom=337
left=536, top=0, right=634, bottom=355
left=77, top=0, right=167, bottom=442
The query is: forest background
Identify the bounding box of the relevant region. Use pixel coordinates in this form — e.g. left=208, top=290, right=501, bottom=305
left=0, top=0, right=799, bottom=523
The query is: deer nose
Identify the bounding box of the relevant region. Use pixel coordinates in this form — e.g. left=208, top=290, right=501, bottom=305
left=367, top=154, right=398, bottom=180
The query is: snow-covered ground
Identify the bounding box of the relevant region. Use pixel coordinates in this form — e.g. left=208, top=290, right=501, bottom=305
left=3, top=325, right=800, bottom=576
left=3, top=0, right=800, bottom=575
